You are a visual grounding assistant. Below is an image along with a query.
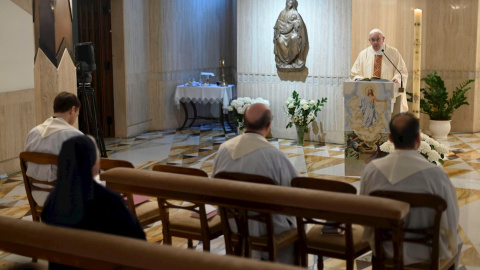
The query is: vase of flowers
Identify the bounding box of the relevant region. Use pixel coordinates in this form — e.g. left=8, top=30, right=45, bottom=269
left=285, top=90, right=327, bottom=146
left=379, top=133, right=449, bottom=165
left=228, top=97, right=270, bottom=133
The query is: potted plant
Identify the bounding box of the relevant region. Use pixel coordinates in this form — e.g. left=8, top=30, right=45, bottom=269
left=406, top=71, right=474, bottom=139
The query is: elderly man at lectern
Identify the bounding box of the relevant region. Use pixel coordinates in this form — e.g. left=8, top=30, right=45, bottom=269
left=350, top=29, right=409, bottom=112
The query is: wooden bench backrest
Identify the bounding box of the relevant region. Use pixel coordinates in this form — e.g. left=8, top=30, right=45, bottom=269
left=0, top=216, right=301, bottom=270
left=101, top=168, right=409, bottom=228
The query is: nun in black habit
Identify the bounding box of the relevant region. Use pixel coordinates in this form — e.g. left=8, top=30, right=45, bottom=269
left=42, top=135, right=145, bottom=269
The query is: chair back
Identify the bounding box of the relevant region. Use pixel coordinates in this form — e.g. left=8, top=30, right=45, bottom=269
left=214, top=171, right=289, bottom=261
left=370, top=190, right=448, bottom=270
left=19, top=152, right=59, bottom=222
left=214, top=171, right=276, bottom=185
left=151, top=165, right=219, bottom=250
left=100, top=158, right=163, bottom=228
left=291, top=177, right=367, bottom=269
left=292, top=177, right=357, bottom=194
left=100, top=158, right=134, bottom=170
left=152, top=164, right=208, bottom=177
left=99, top=158, right=136, bottom=211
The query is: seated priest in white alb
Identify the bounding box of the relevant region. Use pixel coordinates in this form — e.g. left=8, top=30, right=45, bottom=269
left=212, top=103, right=299, bottom=265
left=25, top=92, right=83, bottom=206
left=350, top=28, right=409, bottom=112
left=360, top=113, right=461, bottom=267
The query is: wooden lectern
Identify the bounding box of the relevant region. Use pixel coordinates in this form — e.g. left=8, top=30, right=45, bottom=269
left=343, top=81, right=402, bottom=176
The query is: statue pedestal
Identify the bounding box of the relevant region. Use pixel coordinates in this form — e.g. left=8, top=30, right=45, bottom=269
left=343, top=81, right=400, bottom=176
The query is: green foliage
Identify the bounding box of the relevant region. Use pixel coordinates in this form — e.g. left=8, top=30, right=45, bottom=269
left=406, top=71, right=474, bottom=120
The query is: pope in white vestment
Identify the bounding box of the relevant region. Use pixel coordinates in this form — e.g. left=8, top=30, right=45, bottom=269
left=213, top=103, right=299, bottom=264
left=359, top=115, right=460, bottom=266
left=350, top=29, right=409, bottom=112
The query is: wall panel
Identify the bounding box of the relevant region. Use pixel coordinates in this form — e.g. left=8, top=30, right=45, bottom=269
left=124, top=0, right=150, bottom=136
left=0, top=89, right=35, bottom=174
left=424, top=0, right=478, bottom=132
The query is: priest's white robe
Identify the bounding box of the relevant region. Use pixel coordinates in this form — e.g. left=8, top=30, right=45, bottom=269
left=212, top=132, right=299, bottom=264
left=350, top=44, right=409, bottom=112
left=25, top=117, right=83, bottom=206
left=360, top=150, right=460, bottom=266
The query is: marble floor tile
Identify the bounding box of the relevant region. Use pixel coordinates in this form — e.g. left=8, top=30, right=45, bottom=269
left=109, top=144, right=172, bottom=167
left=305, top=156, right=345, bottom=172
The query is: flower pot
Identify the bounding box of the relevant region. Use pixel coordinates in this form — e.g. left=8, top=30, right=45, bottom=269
left=429, top=120, right=451, bottom=139
left=295, top=124, right=307, bottom=146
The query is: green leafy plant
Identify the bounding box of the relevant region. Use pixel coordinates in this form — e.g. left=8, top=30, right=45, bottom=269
left=407, top=71, right=474, bottom=120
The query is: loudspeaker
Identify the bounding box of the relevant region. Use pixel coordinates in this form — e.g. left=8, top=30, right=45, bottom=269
left=75, top=42, right=95, bottom=64
left=75, top=42, right=96, bottom=73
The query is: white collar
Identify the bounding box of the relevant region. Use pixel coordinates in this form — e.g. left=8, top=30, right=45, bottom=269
left=224, top=133, right=273, bottom=160
left=371, top=149, right=437, bottom=184
left=36, top=117, right=76, bottom=138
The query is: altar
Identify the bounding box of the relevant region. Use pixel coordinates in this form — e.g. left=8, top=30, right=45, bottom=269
left=174, top=84, right=236, bottom=133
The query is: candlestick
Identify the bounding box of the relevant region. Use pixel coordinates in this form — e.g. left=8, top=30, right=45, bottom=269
left=220, top=57, right=228, bottom=87
left=412, top=9, right=422, bottom=118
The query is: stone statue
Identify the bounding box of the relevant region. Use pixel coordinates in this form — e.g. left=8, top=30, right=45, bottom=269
left=273, top=0, right=308, bottom=71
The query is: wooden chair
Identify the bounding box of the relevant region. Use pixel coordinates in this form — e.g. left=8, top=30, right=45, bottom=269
left=19, top=151, right=59, bottom=223
left=214, top=171, right=298, bottom=263
left=370, top=190, right=455, bottom=270
left=100, top=158, right=162, bottom=227
left=151, top=164, right=223, bottom=251
left=291, top=177, right=370, bottom=270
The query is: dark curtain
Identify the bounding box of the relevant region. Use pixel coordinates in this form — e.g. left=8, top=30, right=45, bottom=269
left=76, top=0, right=115, bottom=137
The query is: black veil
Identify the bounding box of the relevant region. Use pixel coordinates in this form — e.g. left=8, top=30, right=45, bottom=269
left=42, top=135, right=97, bottom=227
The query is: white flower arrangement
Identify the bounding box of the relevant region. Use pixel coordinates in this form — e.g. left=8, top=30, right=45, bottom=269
left=380, top=133, right=449, bottom=165
left=227, top=97, right=270, bottom=130
left=284, top=90, right=327, bottom=132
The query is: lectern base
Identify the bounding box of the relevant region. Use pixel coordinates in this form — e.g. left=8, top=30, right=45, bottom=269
left=343, top=81, right=400, bottom=176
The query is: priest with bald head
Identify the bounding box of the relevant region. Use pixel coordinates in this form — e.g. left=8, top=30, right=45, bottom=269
left=213, top=102, right=299, bottom=265
left=350, top=29, right=409, bottom=112
left=359, top=113, right=460, bottom=266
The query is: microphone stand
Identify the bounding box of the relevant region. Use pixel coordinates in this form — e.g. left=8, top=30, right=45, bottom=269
left=381, top=49, right=404, bottom=93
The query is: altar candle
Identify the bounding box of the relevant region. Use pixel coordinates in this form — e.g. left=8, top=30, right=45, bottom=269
left=412, top=9, right=422, bottom=118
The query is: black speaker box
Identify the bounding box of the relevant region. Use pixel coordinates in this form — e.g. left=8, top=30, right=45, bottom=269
left=75, top=42, right=95, bottom=64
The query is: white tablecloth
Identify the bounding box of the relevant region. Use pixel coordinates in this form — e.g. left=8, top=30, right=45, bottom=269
left=174, top=84, right=235, bottom=113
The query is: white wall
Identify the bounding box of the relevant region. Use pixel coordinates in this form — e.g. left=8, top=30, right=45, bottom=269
left=0, top=1, right=34, bottom=93
left=237, top=0, right=351, bottom=144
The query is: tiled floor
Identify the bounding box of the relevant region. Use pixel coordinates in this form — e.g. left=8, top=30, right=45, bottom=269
left=1, top=123, right=480, bottom=269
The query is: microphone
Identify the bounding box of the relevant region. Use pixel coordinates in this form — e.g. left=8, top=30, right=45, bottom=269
left=381, top=49, right=404, bottom=92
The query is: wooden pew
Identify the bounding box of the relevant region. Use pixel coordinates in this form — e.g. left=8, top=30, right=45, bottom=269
left=101, top=168, right=410, bottom=269
left=0, top=216, right=302, bottom=270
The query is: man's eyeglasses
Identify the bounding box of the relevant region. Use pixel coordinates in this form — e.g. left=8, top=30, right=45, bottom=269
left=369, top=38, right=382, bottom=43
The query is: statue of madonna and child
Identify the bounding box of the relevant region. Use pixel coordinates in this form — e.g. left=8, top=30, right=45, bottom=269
left=273, top=0, right=309, bottom=71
